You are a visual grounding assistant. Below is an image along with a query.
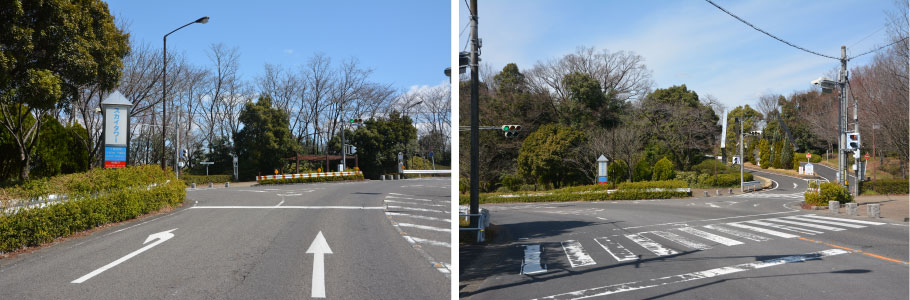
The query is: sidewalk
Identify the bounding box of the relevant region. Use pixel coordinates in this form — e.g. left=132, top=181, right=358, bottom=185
left=835, top=194, right=910, bottom=223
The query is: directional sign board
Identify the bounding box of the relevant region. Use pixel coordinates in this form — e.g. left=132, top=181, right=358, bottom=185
left=101, top=91, right=132, bottom=168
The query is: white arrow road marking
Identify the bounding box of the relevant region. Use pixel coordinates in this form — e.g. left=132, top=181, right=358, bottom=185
left=533, top=249, right=851, bottom=300
left=793, top=182, right=798, bottom=189
left=306, top=231, right=333, bottom=298
left=72, top=228, right=177, bottom=283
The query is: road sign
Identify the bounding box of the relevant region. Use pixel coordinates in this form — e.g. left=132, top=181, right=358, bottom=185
left=806, top=153, right=812, bottom=159
left=428, top=151, right=434, bottom=158
left=200, top=161, right=214, bottom=165
left=864, top=153, right=870, bottom=160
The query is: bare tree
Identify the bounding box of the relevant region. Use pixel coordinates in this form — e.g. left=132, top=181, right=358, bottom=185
left=527, top=46, right=654, bottom=105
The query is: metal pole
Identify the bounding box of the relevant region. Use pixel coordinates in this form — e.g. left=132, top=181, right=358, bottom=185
left=341, top=102, right=346, bottom=171
left=739, top=118, right=744, bottom=193
left=175, top=106, right=180, bottom=178
left=469, top=0, right=480, bottom=231
left=161, top=36, right=167, bottom=171
left=838, top=46, right=847, bottom=186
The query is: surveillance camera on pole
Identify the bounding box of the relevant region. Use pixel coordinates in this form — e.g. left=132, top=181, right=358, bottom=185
left=811, top=76, right=837, bottom=94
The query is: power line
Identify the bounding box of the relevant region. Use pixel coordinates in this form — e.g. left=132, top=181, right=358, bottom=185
left=847, top=37, right=908, bottom=60
left=704, top=0, right=839, bottom=60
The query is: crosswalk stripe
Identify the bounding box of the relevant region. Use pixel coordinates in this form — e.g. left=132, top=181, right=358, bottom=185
left=386, top=196, right=433, bottom=202
left=594, top=236, right=638, bottom=262
left=385, top=212, right=450, bottom=223
left=800, top=214, right=887, bottom=225
left=677, top=227, right=744, bottom=246
left=521, top=244, right=547, bottom=274
left=765, top=218, right=845, bottom=231
left=703, top=224, right=772, bottom=241
left=385, top=205, right=448, bottom=214
left=726, top=222, right=799, bottom=238
left=743, top=220, right=823, bottom=235
left=396, top=222, right=450, bottom=232
left=561, top=240, right=597, bottom=268
left=781, top=216, right=866, bottom=228
left=625, top=233, right=679, bottom=256
left=650, top=231, right=711, bottom=250
left=383, top=199, right=447, bottom=207
left=410, top=237, right=451, bottom=248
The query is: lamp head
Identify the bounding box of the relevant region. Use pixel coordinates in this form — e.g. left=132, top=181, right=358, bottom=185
left=196, top=16, right=210, bottom=24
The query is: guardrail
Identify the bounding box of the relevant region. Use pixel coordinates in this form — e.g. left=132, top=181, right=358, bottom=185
left=402, top=170, right=452, bottom=174
left=743, top=180, right=762, bottom=192
left=459, top=206, right=490, bottom=243
left=256, top=171, right=361, bottom=181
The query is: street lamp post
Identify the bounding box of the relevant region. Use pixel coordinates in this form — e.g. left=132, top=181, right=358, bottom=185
left=162, top=16, right=208, bottom=171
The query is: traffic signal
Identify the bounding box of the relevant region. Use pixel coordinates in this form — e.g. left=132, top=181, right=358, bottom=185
left=502, top=125, right=522, bottom=138
left=846, top=132, right=860, bottom=150
left=349, top=118, right=363, bottom=124
left=181, top=149, right=188, bottom=159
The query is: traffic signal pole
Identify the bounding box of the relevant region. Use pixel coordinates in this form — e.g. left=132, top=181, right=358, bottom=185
left=469, top=0, right=480, bottom=232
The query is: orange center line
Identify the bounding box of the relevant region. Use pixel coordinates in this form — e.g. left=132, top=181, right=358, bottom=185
left=798, top=236, right=908, bottom=264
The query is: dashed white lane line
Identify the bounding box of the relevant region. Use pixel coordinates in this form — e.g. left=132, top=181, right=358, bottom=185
left=396, top=222, right=450, bottom=232
left=384, top=212, right=450, bottom=223
left=533, top=249, right=851, bottom=300
left=410, top=237, right=451, bottom=248
left=384, top=205, right=449, bottom=214
left=561, top=240, right=597, bottom=268
left=383, top=199, right=447, bottom=207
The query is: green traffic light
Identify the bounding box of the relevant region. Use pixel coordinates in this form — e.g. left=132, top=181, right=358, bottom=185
left=503, top=125, right=509, bottom=131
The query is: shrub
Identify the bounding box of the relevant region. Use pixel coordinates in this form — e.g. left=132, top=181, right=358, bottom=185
left=804, top=182, right=853, bottom=206
left=0, top=165, right=184, bottom=253
left=499, top=173, right=524, bottom=192
left=618, top=180, right=688, bottom=190
left=608, top=160, right=628, bottom=185
left=701, top=173, right=754, bottom=187
left=859, top=179, right=909, bottom=195
left=652, top=157, right=675, bottom=181
left=759, top=139, right=771, bottom=169
left=632, top=158, right=652, bottom=182
left=691, top=159, right=727, bottom=175
left=181, top=175, right=232, bottom=185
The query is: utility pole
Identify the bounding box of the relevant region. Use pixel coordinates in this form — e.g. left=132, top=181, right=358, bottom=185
left=341, top=101, right=346, bottom=172
left=468, top=0, right=481, bottom=232
left=175, top=106, right=180, bottom=178
left=837, top=46, right=847, bottom=187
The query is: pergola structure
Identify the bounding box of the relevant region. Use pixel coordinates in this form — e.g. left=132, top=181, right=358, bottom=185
left=285, top=153, right=358, bottom=173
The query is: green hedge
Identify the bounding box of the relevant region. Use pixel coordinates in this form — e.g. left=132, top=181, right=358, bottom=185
left=457, top=180, right=691, bottom=204
left=257, top=173, right=364, bottom=185
left=859, top=179, right=909, bottom=195
left=804, top=182, right=853, bottom=206
left=700, top=173, right=754, bottom=188
left=0, top=165, right=185, bottom=253
left=181, top=175, right=232, bottom=185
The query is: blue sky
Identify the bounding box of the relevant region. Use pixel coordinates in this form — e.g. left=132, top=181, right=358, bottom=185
left=107, top=0, right=450, bottom=92
left=459, top=0, right=902, bottom=110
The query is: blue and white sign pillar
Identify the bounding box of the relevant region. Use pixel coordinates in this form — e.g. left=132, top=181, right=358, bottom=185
left=101, top=91, right=132, bottom=168
left=597, top=155, right=609, bottom=185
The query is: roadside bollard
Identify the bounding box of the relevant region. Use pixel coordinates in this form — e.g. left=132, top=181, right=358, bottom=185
left=829, top=201, right=840, bottom=214
left=209, top=182, right=213, bottom=188
left=729, top=188, right=733, bottom=195
left=704, top=191, right=709, bottom=197
left=716, top=190, right=721, bottom=196
left=225, top=182, right=230, bottom=188
left=868, top=204, right=881, bottom=218
left=845, top=203, right=858, bottom=216
left=191, top=183, right=196, bottom=189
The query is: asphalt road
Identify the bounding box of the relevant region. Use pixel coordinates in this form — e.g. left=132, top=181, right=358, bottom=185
left=460, top=170, right=908, bottom=299
left=0, top=178, right=451, bottom=299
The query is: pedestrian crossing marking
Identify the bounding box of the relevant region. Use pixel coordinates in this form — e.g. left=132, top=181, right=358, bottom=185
left=743, top=220, right=823, bottom=235
left=561, top=240, right=596, bottom=268
left=781, top=215, right=866, bottom=228
left=594, top=236, right=638, bottom=262
left=765, top=218, right=845, bottom=231
left=801, top=214, right=886, bottom=225
left=522, top=244, right=547, bottom=274
left=703, top=224, right=772, bottom=242
left=650, top=231, right=711, bottom=250
left=677, top=227, right=744, bottom=246
left=625, top=233, right=679, bottom=256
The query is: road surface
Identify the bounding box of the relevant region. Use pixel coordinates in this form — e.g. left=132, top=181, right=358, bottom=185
left=460, top=171, right=908, bottom=300
left=0, top=178, right=451, bottom=299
